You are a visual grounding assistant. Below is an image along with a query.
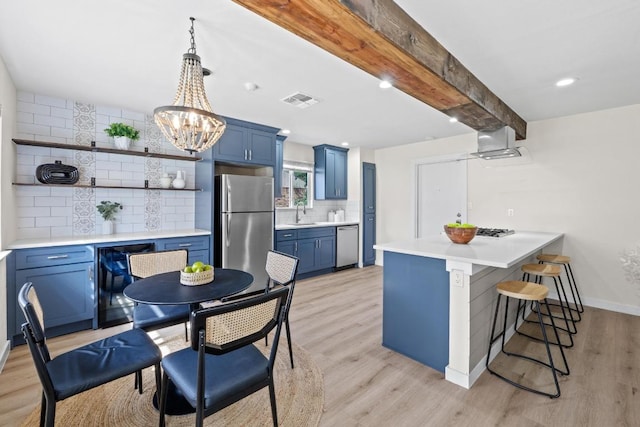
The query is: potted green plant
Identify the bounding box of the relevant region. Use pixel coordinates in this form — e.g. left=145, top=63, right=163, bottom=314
left=97, top=201, right=122, bottom=234
left=104, top=123, right=140, bottom=150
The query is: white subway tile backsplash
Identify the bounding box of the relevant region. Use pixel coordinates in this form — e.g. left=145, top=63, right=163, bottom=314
left=18, top=123, right=52, bottom=137
left=18, top=228, right=51, bottom=239
left=34, top=196, right=67, bottom=207
left=15, top=92, right=198, bottom=240
left=36, top=216, right=68, bottom=227
left=95, top=105, right=123, bottom=117
left=51, top=126, right=73, bottom=139
left=50, top=106, right=73, bottom=119
left=18, top=206, right=51, bottom=217
left=17, top=112, right=34, bottom=124
left=34, top=114, right=67, bottom=128
left=17, top=101, right=50, bottom=115
left=17, top=217, right=35, bottom=228
left=51, top=226, right=74, bottom=237
left=35, top=94, right=67, bottom=108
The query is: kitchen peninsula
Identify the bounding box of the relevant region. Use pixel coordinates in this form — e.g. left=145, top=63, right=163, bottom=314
left=374, top=230, right=562, bottom=389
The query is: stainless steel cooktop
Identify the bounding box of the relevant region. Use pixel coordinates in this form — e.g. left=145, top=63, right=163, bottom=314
left=476, top=228, right=515, bottom=238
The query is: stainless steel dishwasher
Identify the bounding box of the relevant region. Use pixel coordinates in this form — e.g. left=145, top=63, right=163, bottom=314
left=336, top=225, right=359, bottom=268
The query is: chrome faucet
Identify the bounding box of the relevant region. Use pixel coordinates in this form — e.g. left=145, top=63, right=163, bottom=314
left=295, top=201, right=306, bottom=223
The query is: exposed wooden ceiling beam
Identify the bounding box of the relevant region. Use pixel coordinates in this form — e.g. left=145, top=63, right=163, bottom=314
left=232, top=0, right=527, bottom=139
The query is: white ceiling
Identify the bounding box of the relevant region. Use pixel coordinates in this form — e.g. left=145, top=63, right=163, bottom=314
left=0, top=0, right=638, bottom=149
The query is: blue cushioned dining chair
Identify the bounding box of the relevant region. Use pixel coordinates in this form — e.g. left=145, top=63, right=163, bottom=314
left=127, top=249, right=189, bottom=393
left=159, top=285, right=290, bottom=427
left=217, top=250, right=299, bottom=368
left=18, top=282, right=162, bottom=427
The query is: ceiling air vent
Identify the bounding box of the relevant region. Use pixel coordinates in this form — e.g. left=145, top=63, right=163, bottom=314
left=281, top=92, right=320, bottom=109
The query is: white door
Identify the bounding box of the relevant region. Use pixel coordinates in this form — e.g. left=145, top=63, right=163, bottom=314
left=415, top=155, right=467, bottom=238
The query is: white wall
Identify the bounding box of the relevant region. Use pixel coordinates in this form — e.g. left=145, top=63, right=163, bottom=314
left=375, top=104, right=640, bottom=314
left=0, top=54, right=17, bottom=369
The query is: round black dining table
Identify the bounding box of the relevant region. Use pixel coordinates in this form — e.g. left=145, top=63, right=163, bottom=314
left=123, top=267, right=253, bottom=415
left=123, top=268, right=254, bottom=309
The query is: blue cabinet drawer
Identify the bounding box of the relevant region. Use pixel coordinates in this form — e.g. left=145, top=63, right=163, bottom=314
left=276, top=230, right=298, bottom=242
left=297, top=226, right=335, bottom=240
left=15, top=245, right=94, bottom=270
left=156, top=236, right=209, bottom=252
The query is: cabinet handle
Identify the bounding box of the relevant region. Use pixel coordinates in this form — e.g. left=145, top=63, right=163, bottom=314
left=319, top=239, right=322, bottom=249
left=368, top=206, right=374, bottom=209
left=294, top=241, right=298, bottom=253
left=283, top=233, right=293, bottom=238
left=249, top=149, right=252, bottom=161
left=244, top=149, right=248, bottom=160
left=368, top=217, right=374, bottom=221
left=47, top=254, right=69, bottom=260
left=178, top=243, right=192, bottom=247
left=89, top=265, right=94, bottom=281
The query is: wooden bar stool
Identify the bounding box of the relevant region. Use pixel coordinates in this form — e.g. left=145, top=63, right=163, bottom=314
left=521, top=263, right=577, bottom=345
left=486, top=281, right=569, bottom=398
left=537, top=254, right=583, bottom=320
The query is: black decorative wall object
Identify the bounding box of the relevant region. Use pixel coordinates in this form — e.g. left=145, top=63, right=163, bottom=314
left=35, top=160, right=79, bottom=184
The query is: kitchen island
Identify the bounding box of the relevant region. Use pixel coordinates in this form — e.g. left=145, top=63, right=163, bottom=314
left=374, top=231, right=562, bottom=389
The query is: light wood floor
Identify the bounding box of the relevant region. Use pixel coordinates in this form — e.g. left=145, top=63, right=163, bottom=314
left=2, top=266, right=639, bottom=426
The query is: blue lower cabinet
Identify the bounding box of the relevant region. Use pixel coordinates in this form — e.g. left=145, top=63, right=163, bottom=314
left=156, top=236, right=210, bottom=266
left=296, top=239, right=318, bottom=274
left=14, top=262, right=94, bottom=338
left=9, top=245, right=95, bottom=346
left=275, top=227, right=336, bottom=276
left=316, top=236, right=336, bottom=270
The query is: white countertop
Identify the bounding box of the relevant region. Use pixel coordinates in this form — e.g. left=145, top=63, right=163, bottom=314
left=6, top=228, right=211, bottom=250
left=374, top=231, right=563, bottom=269
left=275, top=221, right=359, bottom=230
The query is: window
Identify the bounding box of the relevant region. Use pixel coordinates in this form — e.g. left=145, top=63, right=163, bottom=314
left=276, top=168, right=313, bottom=209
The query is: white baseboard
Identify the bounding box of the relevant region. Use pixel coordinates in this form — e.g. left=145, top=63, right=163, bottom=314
left=0, top=340, right=10, bottom=374
left=547, top=291, right=640, bottom=316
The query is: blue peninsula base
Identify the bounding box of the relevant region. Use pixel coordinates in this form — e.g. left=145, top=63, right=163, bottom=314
left=382, top=251, right=450, bottom=372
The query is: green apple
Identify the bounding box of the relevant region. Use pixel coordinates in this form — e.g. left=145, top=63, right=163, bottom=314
left=202, top=264, right=212, bottom=271
left=184, top=266, right=193, bottom=273
left=192, top=261, right=205, bottom=270
left=461, top=223, right=476, bottom=228
left=194, top=267, right=204, bottom=273
left=447, top=223, right=461, bottom=228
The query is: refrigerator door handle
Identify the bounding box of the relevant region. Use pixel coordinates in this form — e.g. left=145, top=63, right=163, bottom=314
left=226, top=181, right=232, bottom=213
left=226, top=214, right=232, bottom=247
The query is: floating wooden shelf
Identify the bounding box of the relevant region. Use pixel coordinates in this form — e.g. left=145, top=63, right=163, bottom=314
left=12, top=183, right=202, bottom=191
left=13, top=138, right=202, bottom=162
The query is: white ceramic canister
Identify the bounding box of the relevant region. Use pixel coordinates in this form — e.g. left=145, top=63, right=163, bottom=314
left=335, top=209, right=345, bottom=222
left=160, top=173, right=173, bottom=189
left=328, top=210, right=335, bottom=222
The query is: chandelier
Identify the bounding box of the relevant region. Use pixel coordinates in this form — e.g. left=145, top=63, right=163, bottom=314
left=154, top=17, right=226, bottom=153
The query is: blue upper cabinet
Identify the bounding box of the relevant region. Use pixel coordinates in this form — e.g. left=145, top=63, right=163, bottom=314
left=274, top=135, right=286, bottom=198
left=213, top=117, right=279, bottom=166
left=313, top=144, right=349, bottom=200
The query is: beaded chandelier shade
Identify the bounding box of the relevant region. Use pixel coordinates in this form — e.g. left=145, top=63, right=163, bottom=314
left=154, top=17, right=226, bottom=153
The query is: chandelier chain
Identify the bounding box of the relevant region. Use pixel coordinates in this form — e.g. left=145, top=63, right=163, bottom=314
left=188, top=17, right=197, bottom=54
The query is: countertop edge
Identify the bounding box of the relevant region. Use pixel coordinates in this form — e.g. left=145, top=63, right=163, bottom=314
left=374, top=231, right=563, bottom=268
left=275, top=221, right=359, bottom=230
left=6, top=229, right=212, bottom=249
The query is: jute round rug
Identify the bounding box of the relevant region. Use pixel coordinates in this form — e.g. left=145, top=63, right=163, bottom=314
left=21, top=333, right=324, bottom=426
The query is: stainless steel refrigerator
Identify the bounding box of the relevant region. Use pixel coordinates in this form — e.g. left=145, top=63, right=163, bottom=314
left=214, top=174, right=274, bottom=291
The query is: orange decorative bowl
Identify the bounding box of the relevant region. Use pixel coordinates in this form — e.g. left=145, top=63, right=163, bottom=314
left=444, top=225, right=478, bottom=244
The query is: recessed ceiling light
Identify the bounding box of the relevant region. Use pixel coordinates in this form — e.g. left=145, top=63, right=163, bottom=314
left=244, top=82, right=259, bottom=91
left=341, top=142, right=349, bottom=146
left=555, top=77, right=576, bottom=87
left=449, top=117, right=458, bottom=123
left=379, top=79, right=392, bottom=89
left=280, top=129, right=291, bottom=135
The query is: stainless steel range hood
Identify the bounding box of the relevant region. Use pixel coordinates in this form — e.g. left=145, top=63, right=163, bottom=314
left=469, top=127, right=521, bottom=159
